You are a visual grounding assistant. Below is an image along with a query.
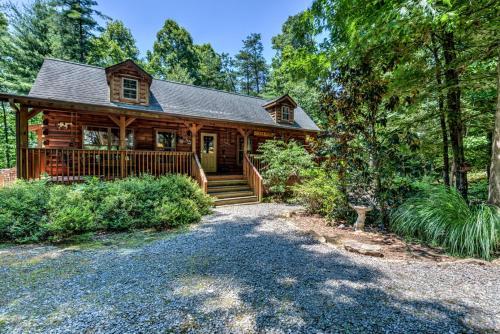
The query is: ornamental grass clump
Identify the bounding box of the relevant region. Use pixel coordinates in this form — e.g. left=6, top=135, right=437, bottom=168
left=391, top=186, right=499, bottom=260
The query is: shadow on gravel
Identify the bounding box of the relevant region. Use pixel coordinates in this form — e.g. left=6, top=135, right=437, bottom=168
left=0, top=210, right=487, bottom=333
left=165, top=211, right=477, bottom=333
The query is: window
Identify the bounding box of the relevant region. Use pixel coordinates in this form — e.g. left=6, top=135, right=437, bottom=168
left=83, top=126, right=134, bottom=150
left=281, top=106, right=290, bottom=121
left=156, top=130, right=176, bottom=151
left=122, top=78, right=138, bottom=100
left=237, top=136, right=253, bottom=165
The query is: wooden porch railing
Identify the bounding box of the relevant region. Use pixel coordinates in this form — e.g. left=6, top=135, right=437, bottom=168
left=191, top=152, right=208, bottom=193
left=243, top=153, right=263, bottom=202
left=247, top=154, right=266, bottom=173
left=19, top=148, right=193, bottom=183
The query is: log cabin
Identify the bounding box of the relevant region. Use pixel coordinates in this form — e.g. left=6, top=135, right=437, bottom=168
left=0, top=58, right=320, bottom=205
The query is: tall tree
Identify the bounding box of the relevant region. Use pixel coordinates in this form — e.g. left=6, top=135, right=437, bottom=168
left=235, top=33, right=268, bottom=95
left=0, top=0, right=56, bottom=93
left=146, top=19, right=198, bottom=82
left=0, top=11, right=13, bottom=168
left=193, top=43, right=224, bottom=89
left=220, top=53, right=238, bottom=92
left=87, top=20, right=139, bottom=67
left=489, top=59, right=500, bottom=206
left=53, top=0, right=107, bottom=63
left=268, top=10, right=327, bottom=125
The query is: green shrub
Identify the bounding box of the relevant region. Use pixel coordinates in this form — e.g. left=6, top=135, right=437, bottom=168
left=0, top=180, right=49, bottom=243
left=153, top=198, right=201, bottom=229
left=292, top=168, right=345, bottom=218
left=46, top=185, right=96, bottom=240
left=391, top=186, right=500, bottom=260
left=95, top=189, right=134, bottom=231
left=0, top=175, right=213, bottom=243
left=257, top=139, right=314, bottom=200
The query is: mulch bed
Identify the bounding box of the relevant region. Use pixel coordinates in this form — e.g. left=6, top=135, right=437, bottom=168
left=287, top=211, right=496, bottom=264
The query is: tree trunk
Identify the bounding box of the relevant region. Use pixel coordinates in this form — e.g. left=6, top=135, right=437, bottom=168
left=431, top=35, right=450, bottom=186
left=488, top=58, right=500, bottom=206
left=442, top=30, right=468, bottom=199
left=1, top=101, right=11, bottom=167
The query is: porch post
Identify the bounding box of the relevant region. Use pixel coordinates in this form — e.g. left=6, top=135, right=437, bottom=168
left=119, top=116, right=126, bottom=150
left=109, top=115, right=135, bottom=178
left=187, top=123, right=202, bottom=153
left=237, top=128, right=251, bottom=154
left=17, top=105, right=29, bottom=179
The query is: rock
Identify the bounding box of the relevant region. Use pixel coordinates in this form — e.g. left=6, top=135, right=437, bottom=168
left=344, top=240, right=384, bottom=257
left=307, top=230, right=326, bottom=243
left=282, top=210, right=295, bottom=218
left=438, top=258, right=492, bottom=267
left=324, top=235, right=340, bottom=245
left=338, top=224, right=345, bottom=229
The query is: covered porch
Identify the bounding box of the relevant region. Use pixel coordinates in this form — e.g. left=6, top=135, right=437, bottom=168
left=4, top=94, right=278, bottom=202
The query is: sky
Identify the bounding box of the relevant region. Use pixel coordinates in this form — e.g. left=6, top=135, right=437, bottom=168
left=15, top=0, right=313, bottom=62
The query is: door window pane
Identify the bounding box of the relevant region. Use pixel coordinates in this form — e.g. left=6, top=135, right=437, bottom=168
left=203, top=136, right=214, bottom=154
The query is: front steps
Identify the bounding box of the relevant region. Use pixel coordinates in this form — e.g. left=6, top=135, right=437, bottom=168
left=207, top=175, right=259, bottom=206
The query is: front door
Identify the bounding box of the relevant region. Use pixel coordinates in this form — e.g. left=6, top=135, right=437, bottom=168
left=201, top=133, right=217, bottom=172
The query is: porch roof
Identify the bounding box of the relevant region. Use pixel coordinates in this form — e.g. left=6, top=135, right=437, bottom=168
left=24, top=58, right=319, bottom=132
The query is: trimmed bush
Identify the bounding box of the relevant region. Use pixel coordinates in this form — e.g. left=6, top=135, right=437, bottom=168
left=391, top=186, right=500, bottom=260
left=292, top=168, right=345, bottom=218
left=0, top=180, right=49, bottom=243
left=257, top=139, right=314, bottom=200
left=0, top=175, right=213, bottom=243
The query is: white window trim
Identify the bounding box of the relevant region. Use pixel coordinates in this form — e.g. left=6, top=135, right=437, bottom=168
left=121, top=77, right=139, bottom=101
left=281, top=106, right=291, bottom=121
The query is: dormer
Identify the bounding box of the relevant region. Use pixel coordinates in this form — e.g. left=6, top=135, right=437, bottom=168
left=105, top=60, right=153, bottom=106
left=262, top=94, right=297, bottom=125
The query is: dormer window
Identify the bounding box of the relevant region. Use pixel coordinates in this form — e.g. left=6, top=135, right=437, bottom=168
left=262, top=94, right=297, bottom=124
left=122, top=78, right=138, bottom=100
left=106, top=60, right=153, bottom=105
left=281, top=106, right=290, bottom=121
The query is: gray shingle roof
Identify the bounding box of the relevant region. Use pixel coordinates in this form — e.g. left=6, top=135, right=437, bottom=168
left=29, top=58, right=320, bottom=131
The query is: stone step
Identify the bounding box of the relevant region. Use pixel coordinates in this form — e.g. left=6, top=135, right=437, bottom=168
left=214, top=196, right=259, bottom=206
left=211, top=190, right=255, bottom=199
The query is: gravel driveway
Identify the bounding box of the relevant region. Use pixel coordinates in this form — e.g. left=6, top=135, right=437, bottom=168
left=1, top=203, right=499, bottom=333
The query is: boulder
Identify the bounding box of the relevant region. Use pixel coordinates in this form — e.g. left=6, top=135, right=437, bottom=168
left=344, top=240, right=384, bottom=257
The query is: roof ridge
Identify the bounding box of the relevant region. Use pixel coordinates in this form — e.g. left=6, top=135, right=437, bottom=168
left=43, top=57, right=270, bottom=102
left=153, top=77, right=269, bottom=101
left=44, top=57, right=104, bottom=70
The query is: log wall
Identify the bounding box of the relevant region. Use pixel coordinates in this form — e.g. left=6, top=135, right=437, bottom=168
left=41, top=109, right=310, bottom=174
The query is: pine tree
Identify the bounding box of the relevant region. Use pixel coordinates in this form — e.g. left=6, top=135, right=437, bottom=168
left=235, top=33, right=268, bottom=95
left=146, top=19, right=198, bottom=82
left=220, top=53, right=238, bottom=92
left=53, top=0, right=107, bottom=63
left=87, top=20, right=139, bottom=67
left=0, top=0, right=56, bottom=93
left=193, top=43, right=225, bottom=89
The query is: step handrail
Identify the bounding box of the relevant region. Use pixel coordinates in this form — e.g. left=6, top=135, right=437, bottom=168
left=191, top=152, right=208, bottom=193
left=243, top=153, right=263, bottom=202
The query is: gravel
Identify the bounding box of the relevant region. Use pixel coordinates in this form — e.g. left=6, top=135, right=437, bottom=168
left=0, top=203, right=499, bottom=333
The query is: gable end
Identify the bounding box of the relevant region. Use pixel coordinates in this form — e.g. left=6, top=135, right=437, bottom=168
left=105, top=60, right=152, bottom=106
